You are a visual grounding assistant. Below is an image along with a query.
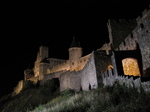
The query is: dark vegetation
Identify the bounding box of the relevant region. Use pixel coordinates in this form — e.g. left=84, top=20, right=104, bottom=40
left=0, top=80, right=150, bottom=112
left=0, top=79, right=60, bottom=112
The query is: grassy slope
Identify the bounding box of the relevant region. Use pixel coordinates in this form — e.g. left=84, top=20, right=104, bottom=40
left=0, top=81, right=150, bottom=112
left=31, top=83, right=150, bottom=112
left=0, top=79, right=60, bottom=112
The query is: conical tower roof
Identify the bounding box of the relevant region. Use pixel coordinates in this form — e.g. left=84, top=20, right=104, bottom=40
left=70, top=36, right=80, bottom=48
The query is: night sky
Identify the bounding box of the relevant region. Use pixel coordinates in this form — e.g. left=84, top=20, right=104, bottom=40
left=1, top=0, right=149, bottom=97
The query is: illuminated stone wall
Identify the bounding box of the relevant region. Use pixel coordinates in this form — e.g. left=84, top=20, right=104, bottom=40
left=48, top=58, right=66, bottom=68
left=39, top=63, right=50, bottom=80
left=34, top=46, right=49, bottom=77
left=72, top=54, right=91, bottom=71
left=34, top=52, right=40, bottom=77
left=118, top=33, right=137, bottom=50
left=107, top=19, right=137, bottom=50
left=94, top=50, right=112, bottom=84
left=33, top=43, right=89, bottom=79
left=102, top=68, right=150, bottom=92
left=11, top=80, right=24, bottom=96
left=46, top=52, right=90, bottom=74
left=80, top=51, right=98, bottom=91
left=98, top=42, right=111, bottom=55
left=59, top=71, right=81, bottom=91
left=59, top=52, right=98, bottom=91
left=69, top=47, right=83, bottom=61
left=40, top=70, right=67, bottom=85
left=136, top=8, right=150, bottom=74
left=24, top=69, right=34, bottom=80
left=49, top=61, right=70, bottom=73
left=69, top=47, right=83, bottom=71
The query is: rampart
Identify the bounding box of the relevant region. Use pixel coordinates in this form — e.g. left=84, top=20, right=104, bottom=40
left=48, top=58, right=67, bottom=68
left=107, top=19, right=137, bottom=50
left=50, top=61, right=70, bottom=73
left=98, top=42, right=111, bottom=55
left=117, top=33, right=137, bottom=50
left=60, top=51, right=98, bottom=91
left=102, top=68, right=150, bottom=92
left=11, top=80, right=24, bottom=96
left=94, top=50, right=112, bottom=84
left=40, top=70, right=67, bottom=85
left=76, top=54, right=91, bottom=71
left=135, top=6, right=150, bottom=72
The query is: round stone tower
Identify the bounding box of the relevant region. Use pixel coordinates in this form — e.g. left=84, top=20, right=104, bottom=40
left=69, top=36, right=83, bottom=71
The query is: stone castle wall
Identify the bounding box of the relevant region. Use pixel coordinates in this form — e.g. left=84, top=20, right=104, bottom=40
left=48, top=53, right=90, bottom=74
left=107, top=19, right=137, bottom=50
left=94, top=50, right=112, bottom=84
left=59, top=70, right=81, bottom=91
left=34, top=46, right=49, bottom=77
left=47, top=58, right=67, bottom=68
left=102, top=68, right=150, bottom=92
left=136, top=8, right=150, bottom=72
left=98, top=42, right=111, bottom=55
left=59, top=52, right=98, bottom=91
left=50, top=61, right=70, bottom=73
left=117, top=33, right=137, bottom=51
left=11, top=80, right=24, bottom=96
left=72, top=54, right=91, bottom=71
left=40, top=70, right=67, bottom=85
left=80, top=51, right=98, bottom=91
left=115, top=7, right=150, bottom=62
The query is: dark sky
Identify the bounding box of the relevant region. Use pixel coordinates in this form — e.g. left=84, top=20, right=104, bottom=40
left=1, top=0, right=149, bottom=97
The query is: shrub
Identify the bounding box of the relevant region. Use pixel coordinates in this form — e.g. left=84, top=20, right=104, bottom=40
left=60, top=89, right=75, bottom=98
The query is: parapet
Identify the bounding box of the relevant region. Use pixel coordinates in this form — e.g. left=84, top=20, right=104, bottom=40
left=136, top=5, right=150, bottom=24
left=107, top=19, right=137, bottom=49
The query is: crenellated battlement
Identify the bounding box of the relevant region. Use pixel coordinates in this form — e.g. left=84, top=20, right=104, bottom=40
left=116, top=33, right=137, bottom=51
left=107, top=18, right=137, bottom=49
left=78, top=53, right=91, bottom=63
left=50, top=60, right=70, bottom=73
left=136, top=6, right=150, bottom=25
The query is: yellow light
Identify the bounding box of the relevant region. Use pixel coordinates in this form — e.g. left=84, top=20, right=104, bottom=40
left=108, top=65, right=113, bottom=70
left=122, top=58, right=140, bottom=76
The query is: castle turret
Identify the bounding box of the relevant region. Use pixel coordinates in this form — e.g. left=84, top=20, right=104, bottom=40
left=69, top=37, right=83, bottom=71
left=39, top=46, right=49, bottom=60
left=39, top=58, right=50, bottom=80
left=34, top=46, right=49, bottom=77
